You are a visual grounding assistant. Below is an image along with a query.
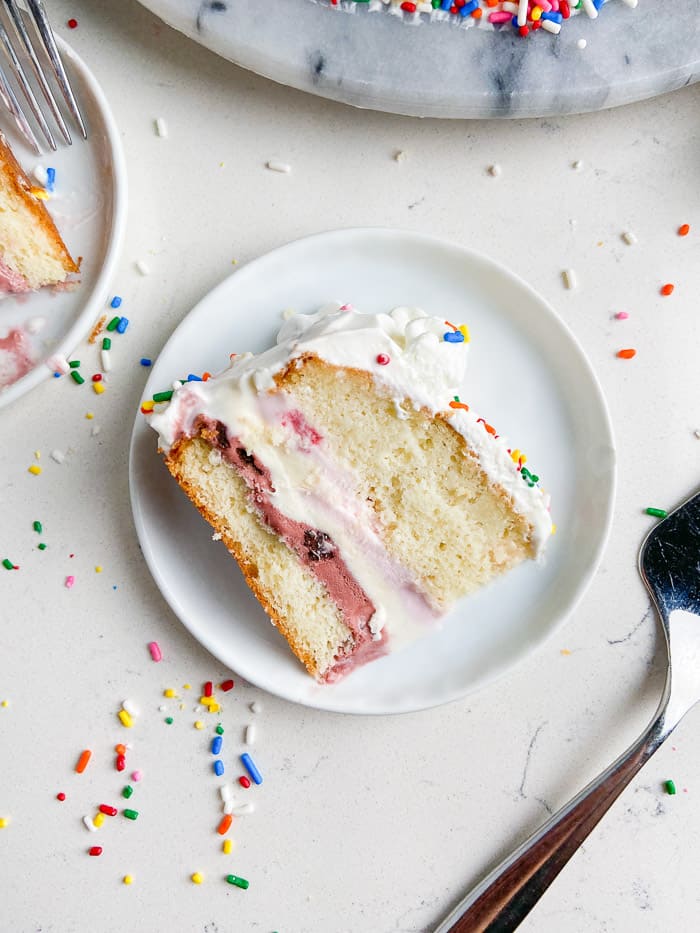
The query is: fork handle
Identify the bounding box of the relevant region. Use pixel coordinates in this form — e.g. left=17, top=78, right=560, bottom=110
left=435, top=701, right=677, bottom=933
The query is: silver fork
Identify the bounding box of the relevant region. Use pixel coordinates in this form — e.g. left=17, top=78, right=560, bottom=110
left=0, top=0, right=86, bottom=154
left=435, top=488, right=700, bottom=932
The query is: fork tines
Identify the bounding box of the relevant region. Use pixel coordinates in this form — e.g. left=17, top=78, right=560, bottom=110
left=0, top=0, right=87, bottom=153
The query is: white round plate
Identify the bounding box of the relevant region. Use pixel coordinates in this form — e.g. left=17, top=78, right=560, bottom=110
left=129, top=228, right=616, bottom=715
left=0, top=36, right=127, bottom=407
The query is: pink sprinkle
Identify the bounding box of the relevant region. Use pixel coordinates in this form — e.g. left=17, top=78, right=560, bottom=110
left=148, top=641, right=162, bottom=662
left=615, top=312, right=629, bottom=320
left=338, top=303, right=354, bottom=312
left=131, top=770, right=142, bottom=782
left=488, top=11, right=512, bottom=22
left=65, top=575, right=75, bottom=589
left=376, top=353, right=390, bottom=366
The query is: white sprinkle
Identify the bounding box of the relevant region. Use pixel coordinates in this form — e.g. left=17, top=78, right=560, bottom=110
left=154, top=117, right=168, bottom=138
left=231, top=802, right=255, bottom=816
left=91, top=425, right=101, bottom=437
left=572, top=160, right=583, bottom=171
left=501, top=1, right=518, bottom=11
left=100, top=349, right=112, bottom=372
left=158, top=704, right=167, bottom=712
left=135, top=259, right=150, bottom=276
left=487, top=164, right=501, bottom=177
left=517, top=0, right=528, bottom=26
left=562, top=269, right=577, bottom=290
left=541, top=19, right=561, bottom=34
left=245, top=724, right=256, bottom=746
left=621, top=231, right=637, bottom=245
left=220, top=785, right=233, bottom=802
left=25, top=316, right=46, bottom=334
left=223, top=800, right=234, bottom=815
left=47, top=354, right=70, bottom=374
left=83, top=815, right=98, bottom=833
left=577, top=38, right=587, bottom=49
left=393, top=149, right=406, bottom=162
left=619, top=0, right=637, bottom=7
left=266, top=159, right=291, bottom=174
left=122, top=698, right=140, bottom=717
left=33, top=164, right=48, bottom=185
left=250, top=701, right=262, bottom=714
left=582, top=0, right=597, bottom=17
left=50, top=449, right=65, bottom=464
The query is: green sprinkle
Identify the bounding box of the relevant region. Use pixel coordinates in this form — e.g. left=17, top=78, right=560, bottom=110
left=664, top=779, right=677, bottom=795
left=123, top=808, right=139, bottom=820
left=153, top=390, right=173, bottom=403
left=70, top=371, right=85, bottom=385
left=38, top=543, right=47, bottom=551
left=645, top=507, right=668, bottom=519
left=33, top=520, right=42, bottom=533
left=2, top=558, right=14, bottom=570
left=102, top=337, right=112, bottom=350
left=165, top=716, right=173, bottom=724
left=69, top=360, right=81, bottom=369
left=106, top=317, right=120, bottom=332
left=215, top=724, right=224, bottom=735
left=122, top=785, right=134, bottom=799
left=225, top=874, right=249, bottom=889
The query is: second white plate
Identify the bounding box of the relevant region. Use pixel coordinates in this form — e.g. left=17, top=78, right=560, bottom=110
left=129, top=228, right=615, bottom=714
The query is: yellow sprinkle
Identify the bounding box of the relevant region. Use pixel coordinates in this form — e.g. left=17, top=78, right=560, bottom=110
left=141, top=399, right=155, bottom=412
left=194, top=720, right=204, bottom=730
left=191, top=872, right=204, bottom=884
left=95, top=565, right=102, bottom=573
left=31, top=186, right=49, bottom=200
left=123, top=874, right=134, bottom=885
left=85, top=412, right=94, bottom=419
left=231, top=259, right=238, bottom=266
left=183, top=684, right=191, bottom=690
left=28, top=465, right=42, bottom=475
left=1, top=700, right=8, bottom=708
left=93, top=812, right=105, bottom=828
left=199, top=696, right=213, bottom=707
left=458, top=324, right=470, bottom=343
left=0, top=817, right=9, bottom=828
left=551, top=523, right=557, bottom=535
left=560, top=648, right=572, bottom=656
left=163, top=688, right=177, bottom=698
left=208, top=702, right=220, bottom=713
left=531, top=5, right=542, bottom=19
left=93, top=382, right=106, bottom=395
left=34, top=450, right=41, bottom=460
left=118, top=709, right=133, bottom=728
left=222, top=839, right=233, bottom=854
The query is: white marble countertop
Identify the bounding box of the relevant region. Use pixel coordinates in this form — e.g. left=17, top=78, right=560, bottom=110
left=2, top=1, right=700, bottom=931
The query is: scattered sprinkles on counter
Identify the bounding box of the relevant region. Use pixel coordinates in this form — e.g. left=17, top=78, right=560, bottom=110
left=616, top=348, right=636, bottom=360
left=660, top=283, right=675, bottom=297
left=265, top=159, right=291, bottom=174
left=645, top=507, right=668, bottom=519
left=321, top=0, right=638, bottom=37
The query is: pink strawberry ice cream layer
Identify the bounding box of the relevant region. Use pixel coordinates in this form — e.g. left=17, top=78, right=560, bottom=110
left=194, top=415, right=389, bottom=680
left=0, top=327, right=35, bottom=388
left=0, top=257, right=30, bottom=294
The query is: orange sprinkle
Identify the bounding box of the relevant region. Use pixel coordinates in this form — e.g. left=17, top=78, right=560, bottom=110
left=660, top=283, right=674, bottom=296
left=444, top=320, right=459, bottom=331
left=449, top=400, right=469, bottom=411
left=617, top=348, right=637, bottom=360
left=75, top=749, right=92, bottom=774
left=217, top=814, right=233, bottom=836
left=114, top=744, right=127, bottom=755
left=471, top=7, right=482, bottom=16
left=202, top=372, right=211, bottom=381
left=678, top=224, right=690, bottom=237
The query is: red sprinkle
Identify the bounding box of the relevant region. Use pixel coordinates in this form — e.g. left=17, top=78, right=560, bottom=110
left=204, top=681, right=213, bottom=698
left=560, top=0, right=570, bottom=17
left=617, top=348, right=637, bottom=360
left=99, top=804, right=118, bottom=816
left=678, top=223, right=690, bottom=236
left=220, top=679, right=234, bottom=692
left=56, top=792, right=66, bottom=801
left=116, top=754, right=126, bottom=772
left=660, top=283, right=675, bottom=296
left=400, top=1, right=417, bottom=10
left=88, top=846, right=102, bottom=856
left=376, top=354, right=390, bottom=366
left=67, top=18, right=78, bottom=29
left=238, top=776, right=251, bottom=789
left=92, top=373, right=102, bottom=382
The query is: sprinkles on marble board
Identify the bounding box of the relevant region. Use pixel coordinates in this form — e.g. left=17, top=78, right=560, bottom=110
left=323, top=0, right=637, bottom=38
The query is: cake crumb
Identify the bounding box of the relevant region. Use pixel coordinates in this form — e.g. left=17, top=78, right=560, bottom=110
left=250, top=701, right=262, bottom=714
left=50, top=449, right=65, bottom=464
left=266, top=159, right=291, bottom=174
left=571, top=160, right=583, bottom=171
left=562, top=269, right=577, bottom=290
left=88, top=315, right=107, bottom=345
left=487, top=164, right=501, bottom=177
left=212, top=532, right=222, bottom=541
left=394, top=149, right=406, bottom=162
left=621, top=231, right=637, bottom=245
left=135, top=259, right=150, bottom=276
left=576, top=38, right=587, bottom=49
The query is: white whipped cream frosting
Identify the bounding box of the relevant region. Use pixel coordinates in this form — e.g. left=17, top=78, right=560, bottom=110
left=150, top=302, right=552, bottom=557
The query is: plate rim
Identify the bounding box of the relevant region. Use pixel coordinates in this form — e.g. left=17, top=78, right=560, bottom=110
left=129, top=226, right=617, bottom=715
left=0, top=35, right=128, bottom=409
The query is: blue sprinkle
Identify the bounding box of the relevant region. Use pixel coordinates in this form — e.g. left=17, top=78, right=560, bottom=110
left=116, top=317, right=129, bottom=334
left=214, top=759, right=224, bottom=776
left=187, top=374, right=203, bottom=382
left=240, top=752, right=262, bottom=785
left=460, top=0, right=478, bottom=15
left=46, top=167, right=56, bottom=192
left=140, top=358, right=152, bottom=367
left=211, top=735, right=223, bottom=755
left=110, top=295, right=122, bottom=309
left=53, top=371, right=61, bottom=378
left=541, top=11, right=562, bottom=21
left=443, top=331, right=465, bottom=344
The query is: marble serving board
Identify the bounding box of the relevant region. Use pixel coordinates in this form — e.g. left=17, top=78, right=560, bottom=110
left=139, top=0, right=700, bottom=117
